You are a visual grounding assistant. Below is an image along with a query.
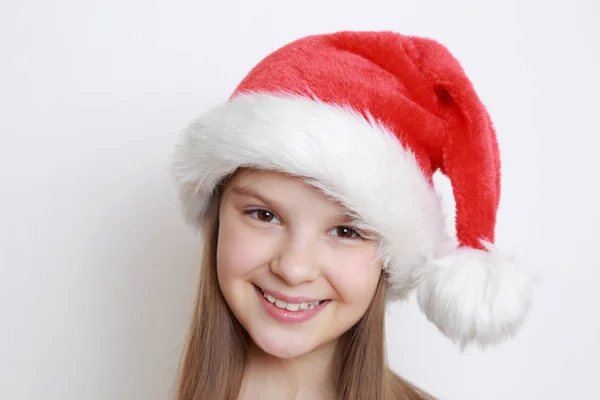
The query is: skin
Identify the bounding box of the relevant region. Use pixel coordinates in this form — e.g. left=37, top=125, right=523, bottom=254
left=216, top=169, right=382, bottom=399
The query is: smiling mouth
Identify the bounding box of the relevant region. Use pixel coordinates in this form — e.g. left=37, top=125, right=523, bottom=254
left=255, top=285, right=328, bottom=312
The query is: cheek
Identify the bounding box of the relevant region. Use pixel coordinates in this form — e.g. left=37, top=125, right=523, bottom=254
left=325, top=250, right=381, bottom=306
left=216, top=214, right=273, bottom=279
left=216, top=215, right=271, bottom=324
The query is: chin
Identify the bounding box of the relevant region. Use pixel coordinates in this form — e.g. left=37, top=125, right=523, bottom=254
left=249, top=327, right=318, bottom=359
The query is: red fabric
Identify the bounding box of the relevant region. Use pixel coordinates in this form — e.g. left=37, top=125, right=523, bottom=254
left=232, top=31, right=500, bottom=250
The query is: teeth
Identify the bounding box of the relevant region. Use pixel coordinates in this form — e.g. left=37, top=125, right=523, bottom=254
left=275, top=299, right=286, bottom=308
left=261, top=289, right=322, bottom=311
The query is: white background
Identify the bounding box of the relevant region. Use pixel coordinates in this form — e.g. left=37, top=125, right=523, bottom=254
left=1, top=0, right=599, bottom=399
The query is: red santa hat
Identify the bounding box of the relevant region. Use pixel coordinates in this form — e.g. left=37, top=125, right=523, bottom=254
left=171, top=30, right=532, bottom=349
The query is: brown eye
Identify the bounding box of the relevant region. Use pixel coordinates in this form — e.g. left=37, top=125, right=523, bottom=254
left=333, top=226, right=360, bottom=239
left=257, top=210, right=274, bottom=222
left=247, top=209, right=281, bottom=224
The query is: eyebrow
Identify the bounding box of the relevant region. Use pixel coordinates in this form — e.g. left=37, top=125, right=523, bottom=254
left=230, top=185, right=280, bottom=209
left=335, top=213, right=354, bottom=225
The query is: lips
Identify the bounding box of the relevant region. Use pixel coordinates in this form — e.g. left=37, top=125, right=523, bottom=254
left=254, top=285, right=329, bottom=323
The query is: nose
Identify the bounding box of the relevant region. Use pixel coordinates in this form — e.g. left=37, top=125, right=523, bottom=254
left=270, top=234, right=321, bottom=286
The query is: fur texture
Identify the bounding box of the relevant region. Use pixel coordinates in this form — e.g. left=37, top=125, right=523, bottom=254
left=172, top=92, right=449, bottom=301
left=171, top=31, right=533, bottom=348
left=171, top=93, right=531, bottom=348
left=415, top=241, right=532, bottom=349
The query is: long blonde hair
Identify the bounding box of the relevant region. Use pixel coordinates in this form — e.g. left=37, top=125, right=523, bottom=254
left=174, top=184, right=435, bottom=400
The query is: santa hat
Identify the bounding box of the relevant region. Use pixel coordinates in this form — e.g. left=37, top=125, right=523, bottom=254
left=171, top=30, right=532, bottom=349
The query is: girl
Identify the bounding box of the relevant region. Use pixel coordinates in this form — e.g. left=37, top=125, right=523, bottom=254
left=170, top=31, right=532, bottom=400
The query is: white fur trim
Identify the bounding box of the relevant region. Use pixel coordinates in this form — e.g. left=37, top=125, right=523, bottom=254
left=172, top=92, right=448, bottom=301
left=415, top=240, right=532, bottom=349
left=171, top=92, right=530, bottom=347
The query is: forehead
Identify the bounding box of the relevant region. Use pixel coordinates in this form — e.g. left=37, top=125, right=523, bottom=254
left=224, top=169, right=348, bottom=213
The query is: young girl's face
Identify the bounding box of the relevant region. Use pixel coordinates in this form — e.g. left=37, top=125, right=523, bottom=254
left=216, top=169, right=382, bottom=359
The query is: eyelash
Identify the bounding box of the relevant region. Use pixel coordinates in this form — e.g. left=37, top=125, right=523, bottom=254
left=243, top=208, right=364, bottom=240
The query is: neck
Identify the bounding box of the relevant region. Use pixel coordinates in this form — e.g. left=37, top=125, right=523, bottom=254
left=240, top=339, right=338, bottom=400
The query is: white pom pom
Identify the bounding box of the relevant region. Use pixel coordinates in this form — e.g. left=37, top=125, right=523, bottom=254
left=415, top=241, right=532, bottom=350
